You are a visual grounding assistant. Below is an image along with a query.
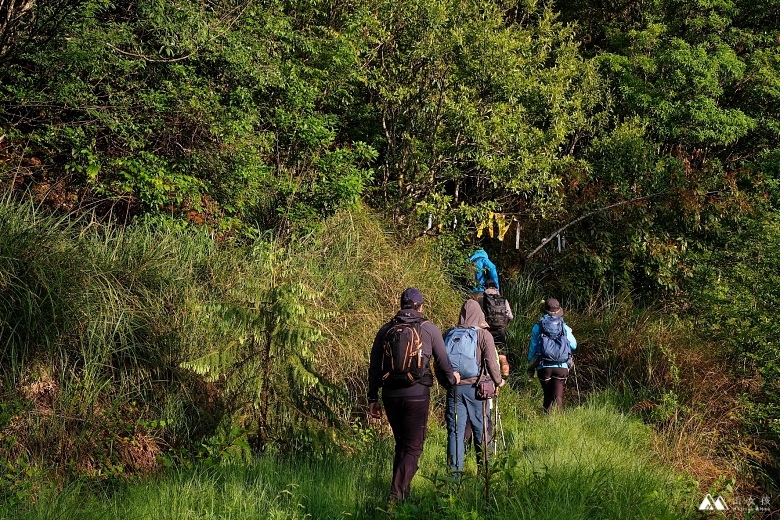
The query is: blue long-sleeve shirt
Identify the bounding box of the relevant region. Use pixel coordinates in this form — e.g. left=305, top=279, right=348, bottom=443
left=528, top=318, right=577, bottom=369
left=469, top=249, right=499, bottom=292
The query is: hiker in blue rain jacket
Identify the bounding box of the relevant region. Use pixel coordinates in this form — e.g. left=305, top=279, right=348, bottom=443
left=469, top=249, right=499, bottom=293
left=527, top=298, right=577, bottom=412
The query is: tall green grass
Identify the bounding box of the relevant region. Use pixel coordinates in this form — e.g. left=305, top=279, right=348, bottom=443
left=3, top=390, right=699, bottom=520
left=0, top=198, right=468, bottom=501
left=0, top=197, right=228, bottom=501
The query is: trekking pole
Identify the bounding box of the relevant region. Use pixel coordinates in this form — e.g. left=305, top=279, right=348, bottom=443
left=492, top=397, right=497, bottom=456
left=452, top=386, right=459, bottom=474
left=572, top=358, right=581, bottom=406
left=483, top=399, right=490, bottom=505
left=494, top=393, right=506, bottom=452
left=488, top=393, right=498, bottom=455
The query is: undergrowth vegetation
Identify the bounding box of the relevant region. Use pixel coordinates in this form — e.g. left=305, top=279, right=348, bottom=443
left=503, top=278, right=753, bottom=495
left=0, top=196, right=775, bottom=518
left=3, top=391, right=700, bottom=520
left=0, top=197, right=465, bottom=507
left=0, top=197, right=224, bottom=503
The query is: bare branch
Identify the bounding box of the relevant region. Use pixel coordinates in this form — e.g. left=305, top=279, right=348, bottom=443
left=0, top=0, right=35, bottom=57
left=525, top=191, right=669, bottom=261
left=105, top=42, right=199, bottom=63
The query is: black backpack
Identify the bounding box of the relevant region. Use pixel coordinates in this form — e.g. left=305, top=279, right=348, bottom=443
left=483, top=292, right=510, bottom=330
left=382, top=318, right=431, bottom=387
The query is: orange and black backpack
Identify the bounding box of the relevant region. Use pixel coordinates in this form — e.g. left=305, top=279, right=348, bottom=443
left=382, top=318, right=431, bottom=387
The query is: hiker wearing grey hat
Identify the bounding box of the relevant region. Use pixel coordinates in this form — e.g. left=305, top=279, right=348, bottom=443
left=526, top=297, right=577, bottom=412
left=368, top=287, right=460, bottom=502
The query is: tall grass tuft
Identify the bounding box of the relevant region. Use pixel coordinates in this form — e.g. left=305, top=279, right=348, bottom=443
left=0, top=197, right=228, bottom=503
left=0, top=199, right=469, bottom=503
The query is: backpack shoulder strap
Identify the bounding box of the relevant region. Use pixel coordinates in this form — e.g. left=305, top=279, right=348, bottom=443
left=416, top=318, right=429, bottom=333
left=537, top=317, right=546, bottom=334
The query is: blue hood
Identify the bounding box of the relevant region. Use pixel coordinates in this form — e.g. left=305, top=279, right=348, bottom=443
left=469, top=249, right=489, bottom=262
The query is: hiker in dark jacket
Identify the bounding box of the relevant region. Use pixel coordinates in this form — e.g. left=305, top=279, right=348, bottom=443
left=368, top=288, right=460, bottom=502
left=475, top=279, right=514, bottom=351
left=444, top=299, right=505, bottom=473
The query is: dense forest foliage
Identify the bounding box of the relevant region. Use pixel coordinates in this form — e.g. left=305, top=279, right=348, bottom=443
left=2, top=0, right=777, bottom=285
left=1, top=0, right=779, bottom=514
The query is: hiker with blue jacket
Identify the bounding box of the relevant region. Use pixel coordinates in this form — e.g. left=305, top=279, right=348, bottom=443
left=527, top=297, right=577, bottom=412
left=469, top=249, right=500, bottom=293
left=444, top=299, right=505, bottom=473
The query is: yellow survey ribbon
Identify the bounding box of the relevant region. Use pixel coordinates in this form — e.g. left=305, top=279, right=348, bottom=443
left=476, top=215, right=490, bottom=238
left=495, top=213, right=512, bottom=241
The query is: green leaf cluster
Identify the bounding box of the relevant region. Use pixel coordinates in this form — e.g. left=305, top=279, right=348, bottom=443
left=0, top=0, right=378, bottom=233
left=534, top=0, right=780, bottom=298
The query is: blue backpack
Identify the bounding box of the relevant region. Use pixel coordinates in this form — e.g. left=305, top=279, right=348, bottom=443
left=538, top=315, right=571, bottom=364
left=444, top=327, right=481, bottom=378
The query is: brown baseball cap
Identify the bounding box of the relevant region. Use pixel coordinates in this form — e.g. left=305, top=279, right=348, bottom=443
left=543, top=297, right=564, bottom=317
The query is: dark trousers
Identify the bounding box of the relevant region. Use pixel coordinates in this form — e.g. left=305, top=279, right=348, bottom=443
left=490, top=329, right=507, bottom=352
left=537, top=367, right=569, bottom=412
left=382, top=395, right=430, bottom=500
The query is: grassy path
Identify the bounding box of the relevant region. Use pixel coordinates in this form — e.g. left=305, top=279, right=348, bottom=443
left=4, top=391, right=700, bottom=520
